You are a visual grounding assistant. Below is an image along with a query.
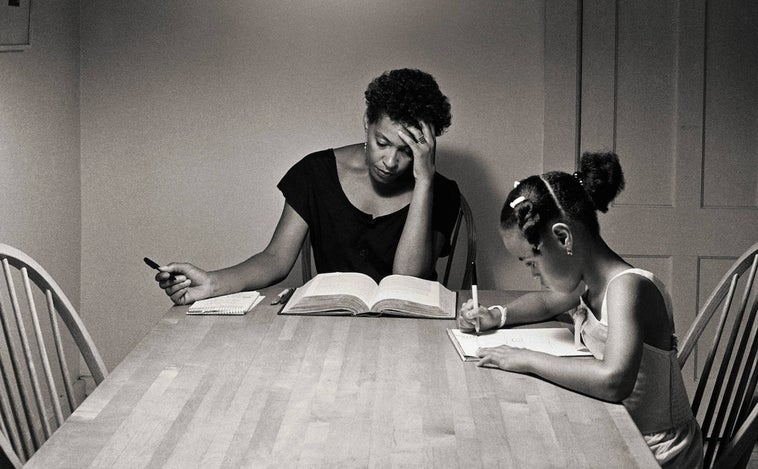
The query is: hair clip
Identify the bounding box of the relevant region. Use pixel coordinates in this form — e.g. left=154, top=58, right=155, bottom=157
left=572, top=171, right=583, bottom=185
left=509, top=195, right=527, bottom=209
left=513, top=180, right=521, bottom=188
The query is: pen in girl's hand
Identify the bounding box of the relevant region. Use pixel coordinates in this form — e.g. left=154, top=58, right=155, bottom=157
left=471, top=260, right=480, bottom=335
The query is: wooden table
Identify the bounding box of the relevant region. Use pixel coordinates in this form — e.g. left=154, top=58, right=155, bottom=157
left=26, top=289, right=658, bottom=468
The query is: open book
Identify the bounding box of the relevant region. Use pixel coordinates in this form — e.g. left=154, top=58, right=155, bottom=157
left=280, top=272, right=457, bottom=319
left=447, top=327, right=592, bottom=361
left=187, top=291, right=263, bottom=315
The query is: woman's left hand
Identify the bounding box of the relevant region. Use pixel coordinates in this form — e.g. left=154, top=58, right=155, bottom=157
left=476, top=345, right=532, bottom=373
left=398, top=120, right=435, bottom=185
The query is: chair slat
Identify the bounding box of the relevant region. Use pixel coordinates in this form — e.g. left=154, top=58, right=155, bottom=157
left=693, top=274, right=738, bottom=414
left=0, top=258, right=41, bottom=451
left=734, top=347, right=758, bottom=432
left=720, top=294, right=758, bottom=448
left=46, top=290, right=77, bottom=412
left=22, top=271, right=64, bottom=428
left=0, top=354, right=25, bottom=461
left=712, top=404, right=758, bottom=469
left=11, top=267, right=52, bottom=441
left=0, top=430, right=22, bottom=469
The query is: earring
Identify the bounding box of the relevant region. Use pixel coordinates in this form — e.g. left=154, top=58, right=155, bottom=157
left=567, top=248, right=573, bottom=256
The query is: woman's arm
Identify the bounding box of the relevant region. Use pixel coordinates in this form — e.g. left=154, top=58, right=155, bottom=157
left=158, top=203, right=308, bottom=304
left=209, top=203, right=309, bottom=294
left=477, top=275, right=650, bottom=402
left=392, top=121, right=439, bottom=277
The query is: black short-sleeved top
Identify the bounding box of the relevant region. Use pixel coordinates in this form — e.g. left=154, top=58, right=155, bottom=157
left=277, top=149, right=461, bottom=283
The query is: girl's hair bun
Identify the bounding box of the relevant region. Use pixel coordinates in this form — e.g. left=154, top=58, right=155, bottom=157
left=578, top=151, right=625, bottom=213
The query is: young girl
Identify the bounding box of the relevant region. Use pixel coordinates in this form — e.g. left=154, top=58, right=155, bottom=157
left=458, top=152, right=703, bottom=468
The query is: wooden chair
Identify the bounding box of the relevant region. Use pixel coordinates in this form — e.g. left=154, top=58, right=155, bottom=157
left=300, top=193, right=477, bottom=289
left=0, top=244, right=108, bottom=465
left=678, top=242, right=758, bottom=469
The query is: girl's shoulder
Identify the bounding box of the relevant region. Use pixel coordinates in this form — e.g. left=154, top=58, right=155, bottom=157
left=607, top=268, right=668, bottom=300
left=604, top=268, right=673, bottom=325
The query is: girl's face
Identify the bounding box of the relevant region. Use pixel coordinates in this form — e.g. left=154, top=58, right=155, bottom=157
left=501, top=226, right=580, bottom=293
left=365, top=114, right=414, bottom=184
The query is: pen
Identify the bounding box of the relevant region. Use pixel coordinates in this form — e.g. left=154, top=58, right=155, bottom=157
left=271, top=288, right=294, bottom=305
left=471, top=260, right=480, bottom=335
left=144, top=257, right=176, bottom=279
left=143, top=257, right=161, bottom=270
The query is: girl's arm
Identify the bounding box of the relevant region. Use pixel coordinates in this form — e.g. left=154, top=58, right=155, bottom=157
left=477, top=275, right=652, bottom=402
left=458, top=287, right=583, bottom=331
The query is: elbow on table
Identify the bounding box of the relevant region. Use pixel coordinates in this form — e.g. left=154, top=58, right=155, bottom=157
left=597, top=370, right=636, bottom=403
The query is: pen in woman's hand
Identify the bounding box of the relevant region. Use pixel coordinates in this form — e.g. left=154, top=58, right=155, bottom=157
left=144, top=257, right=161, bottom=270
left=471, top=260, right=480, bottom=335
left=144, top=257, right=176, bottom=280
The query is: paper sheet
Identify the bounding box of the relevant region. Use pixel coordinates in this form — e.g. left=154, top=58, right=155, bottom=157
left=448, top=327, right=592, bottom=360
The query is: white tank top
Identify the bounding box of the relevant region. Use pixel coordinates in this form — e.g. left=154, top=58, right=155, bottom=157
left=571, top=268, right=694, bottom=434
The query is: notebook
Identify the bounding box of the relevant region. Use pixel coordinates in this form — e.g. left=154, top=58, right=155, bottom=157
left=447, top=327, right=592, bottom=361
left=186, top=291, right=263, bottom=315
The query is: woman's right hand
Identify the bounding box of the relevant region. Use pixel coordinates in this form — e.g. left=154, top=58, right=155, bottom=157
left=155, top=262, right=214, bottom=305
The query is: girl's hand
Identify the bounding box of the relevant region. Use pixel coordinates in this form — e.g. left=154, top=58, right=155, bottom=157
left=397, top=120, right=435, bottom=185
left=457, top=298, right=501, bottom=331
left=476, top=345, right=533, bottom=373
left=155, top=262, right=214, bottom=305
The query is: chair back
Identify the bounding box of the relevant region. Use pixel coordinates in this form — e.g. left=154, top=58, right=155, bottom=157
left=442, top=193, right=477, bottom=289
left=0, top=244, right=107, bottom=465
left=300, top=193, right=477, bottom=289
left=678, top=242, right=758, bottom=469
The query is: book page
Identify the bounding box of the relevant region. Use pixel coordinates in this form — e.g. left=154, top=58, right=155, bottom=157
left=301, top=272, right=377, bottom=302
left=448, top=328, right=592, bottom=360
left=369, top=275, right=456, bottom=318
left=371, top=274, right=443, bottom=307
left=281, top=272, right=378, bottom=314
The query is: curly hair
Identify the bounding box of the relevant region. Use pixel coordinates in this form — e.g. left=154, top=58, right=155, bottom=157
left=500, top=151, right=625, bottom=251
left=364, top=68, right=451, bottom=136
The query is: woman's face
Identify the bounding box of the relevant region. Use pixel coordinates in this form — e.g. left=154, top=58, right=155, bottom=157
left=501, top=226, right=579, bottom=293
left=365, top=114, right=414, bottom=184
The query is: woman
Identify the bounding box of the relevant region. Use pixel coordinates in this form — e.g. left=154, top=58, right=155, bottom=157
left=155, top=68, right=461, bottom=305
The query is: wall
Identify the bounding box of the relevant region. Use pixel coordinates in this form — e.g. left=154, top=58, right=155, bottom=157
left=0, top=2, right=81, bottom=315
left=79, top=1, right=546, bottom=369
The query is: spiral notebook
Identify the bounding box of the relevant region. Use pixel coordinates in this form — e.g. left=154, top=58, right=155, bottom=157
left=186, top=291, right=263, bottom=315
